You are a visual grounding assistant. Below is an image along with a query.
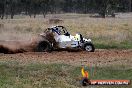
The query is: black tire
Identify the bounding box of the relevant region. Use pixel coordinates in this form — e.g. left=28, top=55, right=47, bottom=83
left=83, top=43, right=95, bottom=52
left=36, top=41, right=52, bottom=52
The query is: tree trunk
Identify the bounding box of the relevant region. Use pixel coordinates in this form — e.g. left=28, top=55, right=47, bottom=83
left=11, top=13, right=14, bottom=19
left=34, top=14, right=36, bottom=18
left=42, top=12, right=46, bottom=18
left=11, top=8, right=14, bottom=19
left=1, top=13, right=4, bottom=19
left=128, top=0, right=132, bottom=12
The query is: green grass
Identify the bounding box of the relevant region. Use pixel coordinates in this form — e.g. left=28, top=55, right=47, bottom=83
left=93, top=38, right=132, bottom=49
left=0, top=61, right=131, bottom=88
left=94, top=42, right=132, bottom=49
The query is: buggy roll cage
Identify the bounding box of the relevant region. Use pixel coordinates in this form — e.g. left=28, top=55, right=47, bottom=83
left=45, top=26, right=69, bottom=36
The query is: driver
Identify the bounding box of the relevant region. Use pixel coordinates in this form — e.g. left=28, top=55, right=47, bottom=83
left=51, top=26, right=70, bottom=36
left=51, top=26, right=61, bottom=35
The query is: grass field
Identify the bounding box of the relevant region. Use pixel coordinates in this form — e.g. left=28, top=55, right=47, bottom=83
left=0, top=13, right=132, bottom=49
left=0, top=61, right=132, bottom=88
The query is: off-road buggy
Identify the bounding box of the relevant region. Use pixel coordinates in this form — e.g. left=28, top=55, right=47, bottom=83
left=37, top=26, right=95, bottom=52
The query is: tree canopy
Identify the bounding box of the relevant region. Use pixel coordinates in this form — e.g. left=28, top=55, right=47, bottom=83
left=0, top=0, right=131, bottom=19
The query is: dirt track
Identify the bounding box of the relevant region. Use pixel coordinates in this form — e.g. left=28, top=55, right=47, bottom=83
left=0, top=49, right=132, bottom=67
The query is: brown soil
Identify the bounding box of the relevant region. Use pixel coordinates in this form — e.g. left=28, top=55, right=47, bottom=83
left=0, top=49, right=132, bottom=67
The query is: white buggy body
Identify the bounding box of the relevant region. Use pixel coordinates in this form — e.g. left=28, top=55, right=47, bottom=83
left=40, top=26, right=95, bottom=52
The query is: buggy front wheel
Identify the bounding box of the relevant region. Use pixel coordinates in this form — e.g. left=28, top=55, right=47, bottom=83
left=83, top=43, right=95, bottom=52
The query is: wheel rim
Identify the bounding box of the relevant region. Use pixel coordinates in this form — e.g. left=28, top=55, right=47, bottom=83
left=85, top=45, right=92, bottom=51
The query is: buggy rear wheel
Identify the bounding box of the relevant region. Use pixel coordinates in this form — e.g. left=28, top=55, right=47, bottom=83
left=36, top=41, right=52, bottom=52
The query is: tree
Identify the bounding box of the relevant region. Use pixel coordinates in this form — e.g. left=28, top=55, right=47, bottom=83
left=94, top=0, right=119, bottom=18
left=0, top=0, right=131, bottom=19
left=128, top=0, right=132, bottom=11
left=40, top=0, right=49, bottom=18
left=0, top=0, right=5, bottom=19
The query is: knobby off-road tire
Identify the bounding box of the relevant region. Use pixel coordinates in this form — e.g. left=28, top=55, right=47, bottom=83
left=36, top=41, right=52, bottom=52
left=83, top=43, right=95, bottom=52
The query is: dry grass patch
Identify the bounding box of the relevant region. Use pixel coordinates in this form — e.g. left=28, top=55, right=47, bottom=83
left=0, top=13, right=132, bottom=49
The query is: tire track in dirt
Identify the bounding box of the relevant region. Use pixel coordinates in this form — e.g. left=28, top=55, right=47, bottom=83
left=0, top=49, right=132, bottom=67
